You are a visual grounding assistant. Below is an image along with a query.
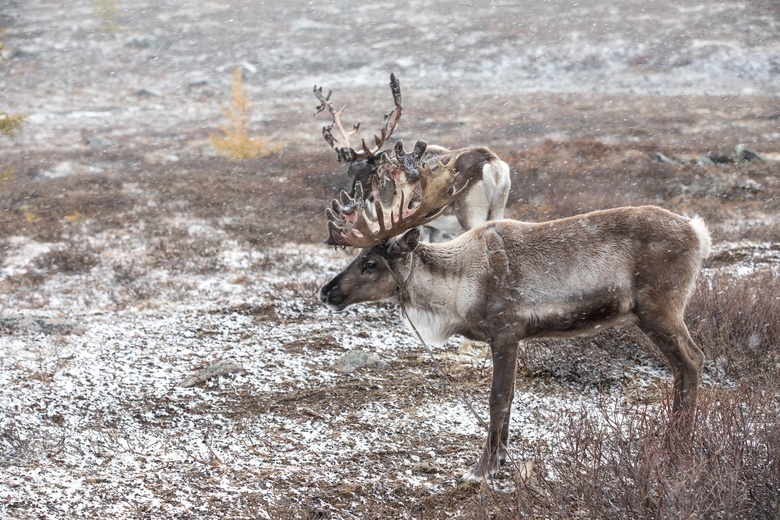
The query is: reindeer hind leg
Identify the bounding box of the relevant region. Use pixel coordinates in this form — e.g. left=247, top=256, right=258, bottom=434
left=636, top=309, right=704, bottom=420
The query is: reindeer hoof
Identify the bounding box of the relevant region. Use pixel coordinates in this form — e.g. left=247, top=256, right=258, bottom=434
left=459, top=460, right=534, bottom=484
left=458, top=469, right=485, bottom=483
left=458, top=462, right=497, bottom=483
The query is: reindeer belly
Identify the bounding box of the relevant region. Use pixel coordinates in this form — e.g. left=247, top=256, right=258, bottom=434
left=521, top=288, right=637, bottom=339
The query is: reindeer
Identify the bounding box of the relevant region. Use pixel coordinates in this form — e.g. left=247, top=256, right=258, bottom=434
left=314, top=74, right=510, bottom=241
left=318, top=141, right=712, bottom=481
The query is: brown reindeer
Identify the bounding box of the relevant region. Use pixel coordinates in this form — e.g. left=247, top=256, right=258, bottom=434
left=318, top=141, right=711, bottom=481
left=314, top=74, right=510, bottom=242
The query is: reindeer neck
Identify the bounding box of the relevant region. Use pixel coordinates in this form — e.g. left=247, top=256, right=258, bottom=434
left=400, top=240, right=481, bottom=312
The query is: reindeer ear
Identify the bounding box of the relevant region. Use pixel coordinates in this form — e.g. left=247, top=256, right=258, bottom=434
left=389, top=228, right=421, bottom=256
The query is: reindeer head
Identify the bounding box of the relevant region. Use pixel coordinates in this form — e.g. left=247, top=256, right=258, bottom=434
left=318, top=139, right=464, bottom=309
left=314, top=74, right=403, bottom=197
left=318, top=228, right=421, bottom=311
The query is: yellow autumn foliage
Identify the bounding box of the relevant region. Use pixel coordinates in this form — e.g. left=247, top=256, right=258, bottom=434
left=0, top=112, right=25, bottom=137
left=1, top=30, right=25, bottom=189
left=94, top=0, right=120, bottom=31
left=210, top=67, right=280, bottom=160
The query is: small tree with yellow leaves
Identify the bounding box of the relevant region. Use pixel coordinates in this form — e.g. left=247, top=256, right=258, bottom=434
left=0, top=30, right=24, bottom=138
left=94, top=0, right=120, bottom=32
left=0, top=112, right=24, bottom=137
left=210, top=67, right=280, bottom=160
left=1, top=29, right=25, bottom=188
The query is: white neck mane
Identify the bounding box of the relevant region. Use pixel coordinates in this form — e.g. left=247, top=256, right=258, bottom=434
left=401, top=305, right=460, bottom=347
left=396, top=242, right=480, bottom=346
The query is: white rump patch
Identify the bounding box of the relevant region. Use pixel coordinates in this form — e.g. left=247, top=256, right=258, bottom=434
left=689, top=216, right=712, bottom=259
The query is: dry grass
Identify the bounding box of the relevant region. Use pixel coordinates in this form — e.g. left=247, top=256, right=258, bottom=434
left=493, top=270, right=780, bottom=519
left=689, top=269, right=780, bottom=386
left=33, top=242, right=99, bottom=275
left=504, top=388, right=780, bottom=519
left=1, top=137, right=775, bottom=251
left=0, top=112, right=25, bottom=137
left=504, top=139, right=779, bottom=242
left=1, top=137, right=778, bottom=518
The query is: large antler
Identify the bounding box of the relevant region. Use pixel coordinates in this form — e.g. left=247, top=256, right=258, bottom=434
left=314, top=73, right=403, bottom=163
left=325, top=140, right=467, bottom=248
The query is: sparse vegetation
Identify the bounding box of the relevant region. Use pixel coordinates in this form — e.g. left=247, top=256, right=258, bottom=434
left=0, top=165, right=12, bottom=188
left=0, top=112, right=25, bottom=137
left=34, top=242, right=99, bottom=275
left=210, top=67, right=281, bottom=160
left=1, top=0, right=779, bottom=515
left=1, top=30, right=24, bottom=187
left=505, top=388, right=780, bottom=518
left=93, top=0, right=120, bottom=31
left=689, top=269, right=780, bottom=385
left=1, top=138, right=777, bottom=517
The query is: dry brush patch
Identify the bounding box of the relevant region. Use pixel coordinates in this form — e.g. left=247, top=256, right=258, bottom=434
left=0, top=138, right=779, bottom=518
left=1, top=138, right=776, bottom=247
left=455, top=266, right=780, bottom=519
left=689, top=268, right=780, bottom=386
left=504, top=387, right=780, bottom=519
left=503, top=139, right=779, bottom=242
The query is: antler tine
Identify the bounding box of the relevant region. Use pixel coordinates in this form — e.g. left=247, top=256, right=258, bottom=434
left=371, top=73, right=403, bottom=152
left=314, top=74, right=404, bottom=163
left=313, top=84, right=360, bottom=162
left=324, top=139, right=467, bottom=248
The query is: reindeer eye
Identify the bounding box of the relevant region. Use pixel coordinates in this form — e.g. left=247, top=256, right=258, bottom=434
left=364, top=259, right=378, bottom=272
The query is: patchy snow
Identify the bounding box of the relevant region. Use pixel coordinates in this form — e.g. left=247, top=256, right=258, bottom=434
left=2, top=222, right=767, bottom=516
left=0, top=234, right=640, bottom=515
left=1, top=0, right=777, bottom=515
left=1, top=237, right=56, bottom=278
left=709, top=241, right=780, bottom=277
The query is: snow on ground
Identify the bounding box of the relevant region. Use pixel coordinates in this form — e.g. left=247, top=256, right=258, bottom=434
left=0, top=230, right=688, bottom=517
left=1, top=0, right=777, bottom=515
left=1, top=216, right=774, bottom=517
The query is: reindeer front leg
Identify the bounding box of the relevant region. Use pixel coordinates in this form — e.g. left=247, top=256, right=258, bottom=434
left=461, top=337, right=519, bottom=482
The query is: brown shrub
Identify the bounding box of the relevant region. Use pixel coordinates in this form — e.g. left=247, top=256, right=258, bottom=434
left=687, top=269, right=780, bottom=386
left=34, top=243, right=99, bottom=275
left=503, top=139, right=779, bottom=243
left=506, top=388, right=780, bottom=518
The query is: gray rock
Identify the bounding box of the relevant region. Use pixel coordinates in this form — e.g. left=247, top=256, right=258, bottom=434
left=734, top=144, right=763, bottom=164
left=652, top=151, right=683, bottom=166
left=126, top=37, right=164, bottom=49
left=178, top=360, right=246, bottom=388
left=739, top=178, right=762, bottom=194
left=10, top=46, right=42, bottom=59
left=332, top=349, right=390, bottom=374
left=135, top=88, right=162, bottom=97
left=0, top=314, right=86, bottom=335
left=86, top=134, right=118, bottom=149
left=697, top=155, right=714, bottom=167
